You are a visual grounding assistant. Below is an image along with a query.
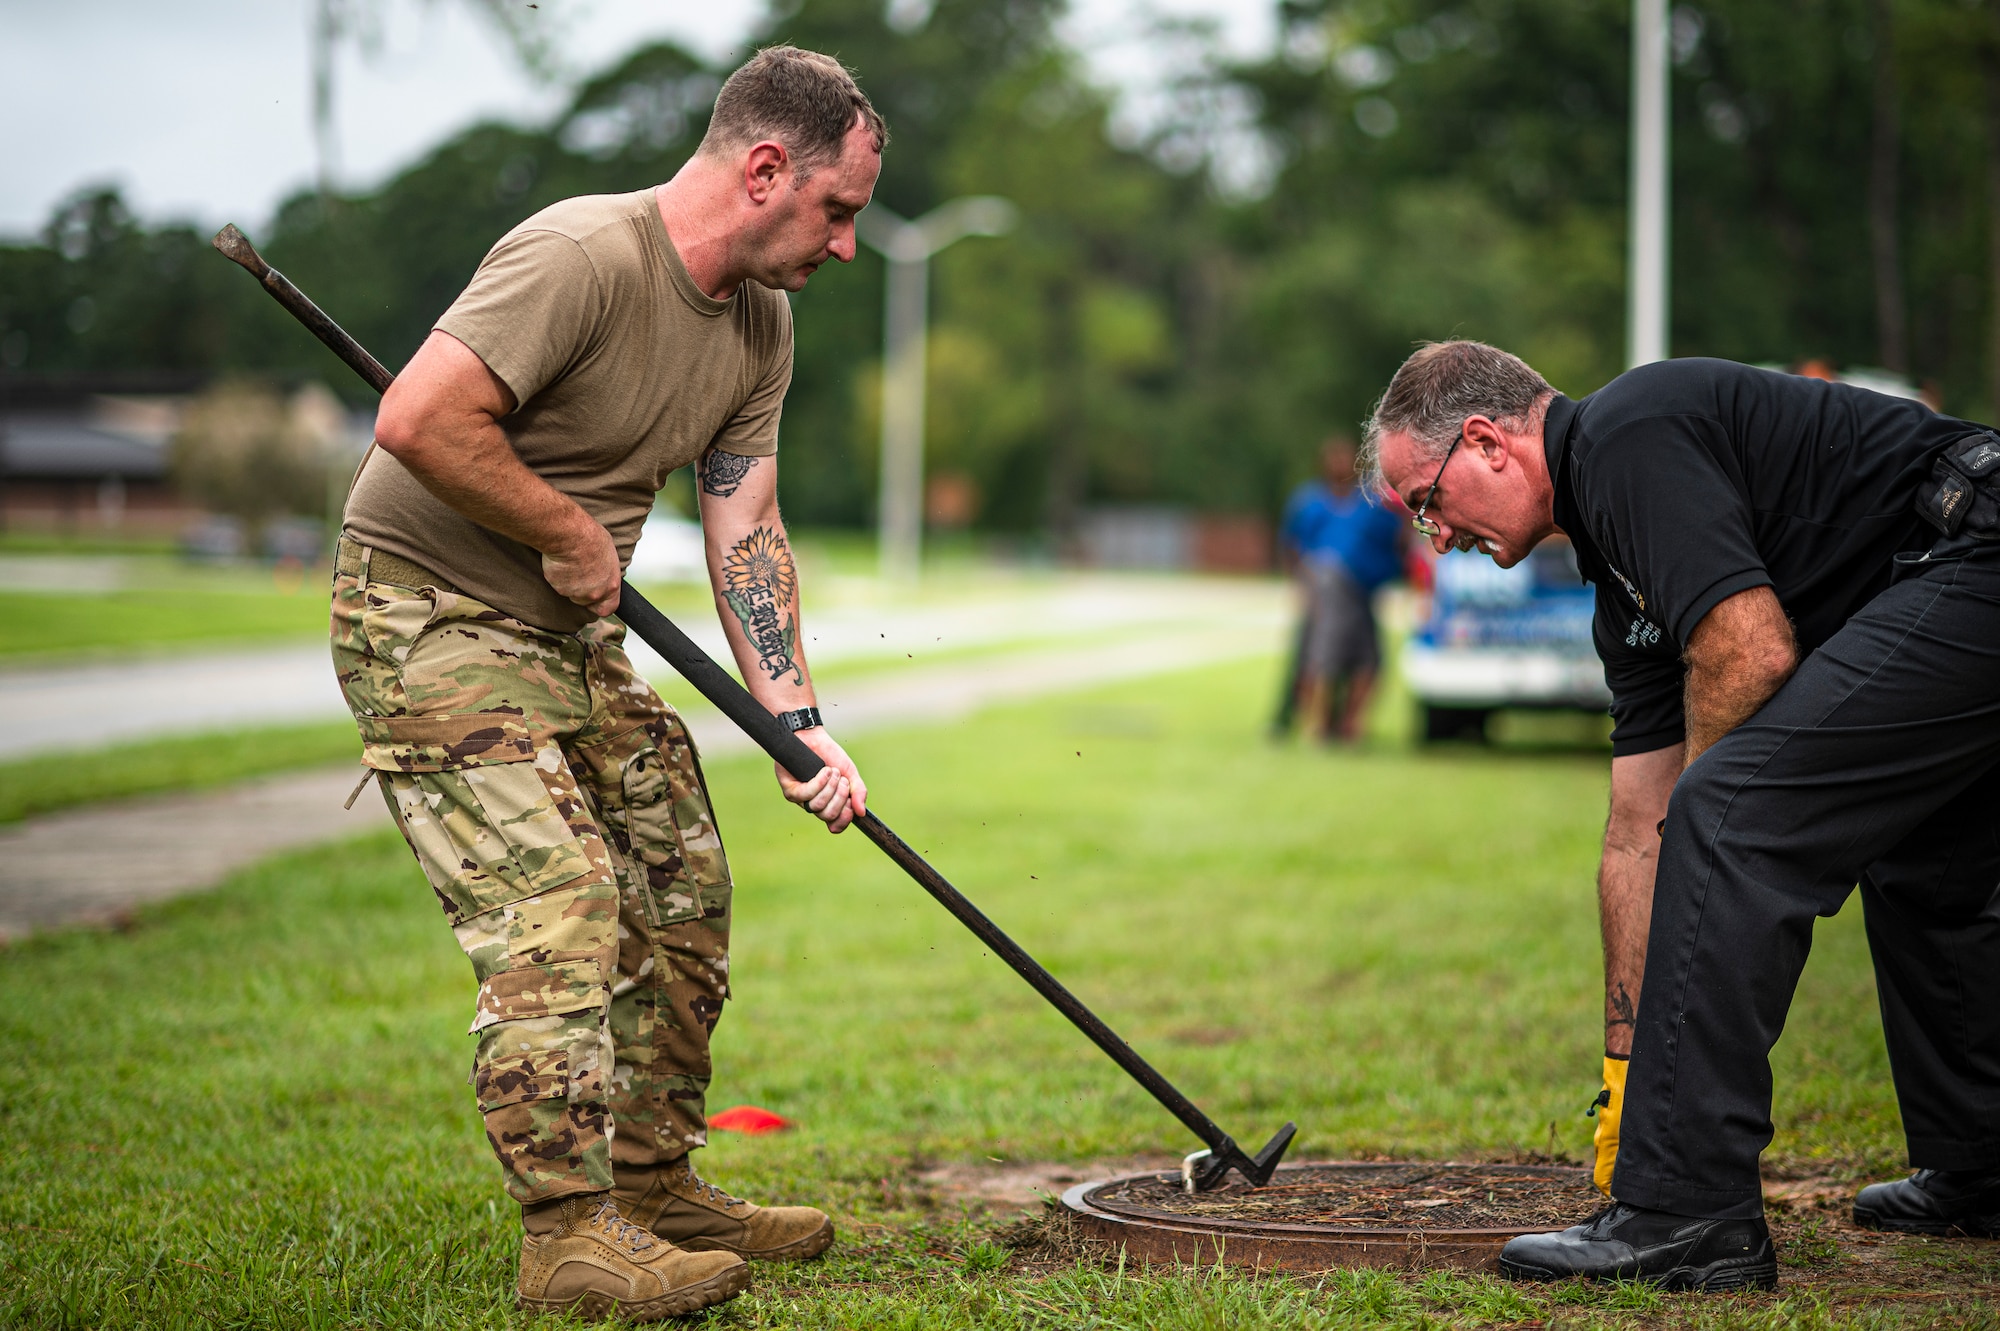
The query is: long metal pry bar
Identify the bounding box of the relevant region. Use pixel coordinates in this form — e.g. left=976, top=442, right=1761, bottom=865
left=211, top=224, right=1297, bottom=1189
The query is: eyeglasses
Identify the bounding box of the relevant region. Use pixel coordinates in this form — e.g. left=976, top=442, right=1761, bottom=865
left=1409, top=432, right=1463, bottom=539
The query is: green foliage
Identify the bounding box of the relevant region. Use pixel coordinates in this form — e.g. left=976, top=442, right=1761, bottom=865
left=168, top=379, right=341, bottom=529
left=0, top=3, right=1224, bottom=534
left=6, top=0, right=2000, bottom=530
left=1215, top=0, right=1635, bottom=457
left=1230, top=0, right=2000, bottom=429
left=887, top=51, right=1203, bottom=528
left=0, top=189, right=310, bottom=375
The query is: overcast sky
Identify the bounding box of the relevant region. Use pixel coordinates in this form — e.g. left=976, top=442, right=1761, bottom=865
left=0, top=0, right=1276, bottom=241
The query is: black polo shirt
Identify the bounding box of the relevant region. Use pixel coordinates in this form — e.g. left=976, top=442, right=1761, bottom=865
left=1545, top=358, right=1982, bottom=755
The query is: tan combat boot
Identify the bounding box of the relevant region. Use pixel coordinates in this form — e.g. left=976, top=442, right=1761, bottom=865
left=614, top=1156, right=835, bottom=1261
left=515, top=1193, right=749, bottom=1321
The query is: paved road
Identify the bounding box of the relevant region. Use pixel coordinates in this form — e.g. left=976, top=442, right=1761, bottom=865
left=1, top=645, right=348, bottom=758
left=0, top=573, right=1276, bottom=759
left=0, top=580, right=1284, bottom=941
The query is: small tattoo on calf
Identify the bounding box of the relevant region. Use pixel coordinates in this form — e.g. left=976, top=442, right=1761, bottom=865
left=721, top=526, right=803, bottom=684
left=700, top=450, right=757, bottom=498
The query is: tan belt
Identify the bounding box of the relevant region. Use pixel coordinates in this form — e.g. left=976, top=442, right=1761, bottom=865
left=334, top=536, right=461, bottom=596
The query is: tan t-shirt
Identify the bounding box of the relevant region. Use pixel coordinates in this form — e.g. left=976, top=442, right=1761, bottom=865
left=343, top=189, right=793, bottom=632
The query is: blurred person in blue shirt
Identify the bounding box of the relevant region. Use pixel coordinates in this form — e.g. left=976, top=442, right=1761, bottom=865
left=1273, top=435, right=1407, bottom=741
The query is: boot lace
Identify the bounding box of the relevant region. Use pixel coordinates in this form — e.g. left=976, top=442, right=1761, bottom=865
left=588, top=1198, right=657, bottom=1252
left=1579, top=1203, right=1627, bottom=1238
left=676, top=1159, right=747, bottom=1210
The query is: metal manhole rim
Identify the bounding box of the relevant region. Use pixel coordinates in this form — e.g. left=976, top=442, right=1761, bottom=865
left=1059, top=1160, right=1589, bottom=1270
left=1062, top=1181, right=1562, bottom=1241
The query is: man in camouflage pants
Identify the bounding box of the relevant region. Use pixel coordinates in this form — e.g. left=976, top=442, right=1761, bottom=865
left=330, top=48, right=884, bottom=1320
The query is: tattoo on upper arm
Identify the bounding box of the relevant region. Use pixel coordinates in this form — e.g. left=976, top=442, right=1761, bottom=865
left=720, top=526, right=802, bottom=684
left=699, top=450, right=757, bottom=498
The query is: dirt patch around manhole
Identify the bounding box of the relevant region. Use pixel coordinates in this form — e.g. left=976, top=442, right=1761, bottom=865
left=912, top=1154, right=1181, bottom=1213
left=1764, top=1176, right=2000, bottom=1305
left=1091, top=1161, right=1602, bottom=1231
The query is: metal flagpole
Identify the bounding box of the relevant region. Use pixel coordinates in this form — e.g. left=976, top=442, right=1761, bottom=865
left=1628, top=0, right=1670, bottom=368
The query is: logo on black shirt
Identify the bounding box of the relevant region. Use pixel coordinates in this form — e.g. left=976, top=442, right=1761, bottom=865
left=1606, top=563, right=1663, bottom=647
left=1608, top=564, right=1648, bottom=612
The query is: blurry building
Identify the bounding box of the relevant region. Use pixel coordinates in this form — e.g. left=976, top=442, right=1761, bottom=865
left=0, top=372, right=204, bottom=536
left=1078, top=505, right=1272, bottom=573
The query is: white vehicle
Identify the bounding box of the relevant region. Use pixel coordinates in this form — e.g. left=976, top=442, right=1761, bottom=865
left=1401, top=541, right=1610, bottom=742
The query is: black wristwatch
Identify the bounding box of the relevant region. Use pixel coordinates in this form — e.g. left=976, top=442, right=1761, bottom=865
left=777, top=706, right=823, bottom=732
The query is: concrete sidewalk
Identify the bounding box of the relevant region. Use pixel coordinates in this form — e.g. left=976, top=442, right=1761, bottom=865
left=0, top=572, right=1276, bottom=760
left=0, top=613, right=1281, bottom=941
left=1, top=644, right=348, bottom=759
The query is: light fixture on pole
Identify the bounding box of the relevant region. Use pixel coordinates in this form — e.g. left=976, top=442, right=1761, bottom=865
left=857, top=196, right=1017, bottom=581
left=1627, top=0, right=1670, bottom=367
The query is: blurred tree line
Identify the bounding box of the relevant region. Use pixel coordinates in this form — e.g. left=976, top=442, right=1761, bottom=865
left=6, top=0, right=2000, bottom=536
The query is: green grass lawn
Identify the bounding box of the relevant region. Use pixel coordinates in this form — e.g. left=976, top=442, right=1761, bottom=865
left=0, top=662, right=1982, bottom=1328
left=0, top=528, right=944, bottom=662
left=0, top=552, right=345, bottom=660
left=0, top=567, right=722, bottom=662
left=0, top=586, right=330, bottom=660
left=0, top=722, right=360, bottom=825
left=0, top=533, right=182, bottom=556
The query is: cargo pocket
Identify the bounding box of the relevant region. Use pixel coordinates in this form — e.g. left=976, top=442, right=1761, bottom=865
left=658, top=716, right=732, bottom=928
left=356, top=711, right=536, bottom=773
left=475, top=1015, right=610, bottom=1105
left=471, top=1013, right=615, bottom=1197
left=474, top=1039, right=572, bottom=1115
left=374, top=713, right=611, bottom=928
left=357, top=581, right=443, bottom=668
left=620, top=741, right=705, bottom=926
left=372, top=718, right=617, bottom=1036
left=460, top=897, right=614, bottom=1030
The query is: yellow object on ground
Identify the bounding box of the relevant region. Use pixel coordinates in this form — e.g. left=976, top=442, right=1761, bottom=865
left=1592, top=1053, right=1629, bottom=1195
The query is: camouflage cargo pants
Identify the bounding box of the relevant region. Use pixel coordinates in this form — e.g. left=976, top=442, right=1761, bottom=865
left=330, top=561, right=731, bottom=1203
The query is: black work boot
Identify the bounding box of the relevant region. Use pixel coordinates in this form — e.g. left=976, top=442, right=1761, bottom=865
left=1497, top=1202, right=1777, bottom=1291
left=1853, top=1169, right=2000, bottom=1238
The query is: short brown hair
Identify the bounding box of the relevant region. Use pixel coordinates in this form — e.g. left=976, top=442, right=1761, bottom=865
left=1360, top=340, right=1553, bottom=487
left=699, top=46, right=888, bottom=179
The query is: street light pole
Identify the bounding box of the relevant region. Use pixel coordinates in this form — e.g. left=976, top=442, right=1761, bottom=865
left=1627, top=0, right=1671, bottom=367
left=858, top=197, right=1016, bottom=581
left=873, top=225, right=931, bottom=587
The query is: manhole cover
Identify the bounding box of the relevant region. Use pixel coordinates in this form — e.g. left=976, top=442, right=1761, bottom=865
left=1061, top=1161, right=1598, bottom=1272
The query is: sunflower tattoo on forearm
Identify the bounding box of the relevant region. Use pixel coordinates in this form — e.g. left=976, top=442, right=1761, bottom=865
left=721, top=526, right=803, bottom=684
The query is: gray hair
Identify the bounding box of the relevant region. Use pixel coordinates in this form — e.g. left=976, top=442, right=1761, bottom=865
left=1360, top=341, right=1553, bottom=491
left=698, top=46, right=888, bottom=180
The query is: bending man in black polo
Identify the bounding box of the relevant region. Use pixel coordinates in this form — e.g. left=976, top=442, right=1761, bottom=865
left=1366, top=340, right=2000, bottom=1290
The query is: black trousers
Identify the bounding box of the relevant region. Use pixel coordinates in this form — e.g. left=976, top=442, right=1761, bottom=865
left=1613, top=540, right=2000, bottom=1220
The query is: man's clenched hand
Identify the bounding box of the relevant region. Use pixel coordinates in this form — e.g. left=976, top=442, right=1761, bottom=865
left=376, top=329, right=625, bottom=616
left=777, top=727, right=868, bottom=833
left=541, top=514, right=622, bottom=616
